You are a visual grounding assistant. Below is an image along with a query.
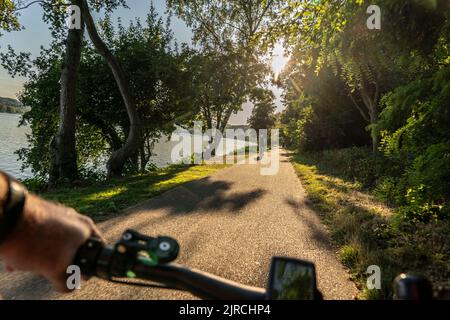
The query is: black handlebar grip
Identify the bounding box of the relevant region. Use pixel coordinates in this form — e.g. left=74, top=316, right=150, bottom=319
left=73, top=237, right=104, bottom=277
left=394, top=274, right=433, bottom=300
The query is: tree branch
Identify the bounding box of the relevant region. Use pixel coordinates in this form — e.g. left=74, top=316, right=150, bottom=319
left=349, top=93, right=370, bottom=123
left=252, top=0, right=275, bottom=35
left=14, top=0, right=71, bottom=11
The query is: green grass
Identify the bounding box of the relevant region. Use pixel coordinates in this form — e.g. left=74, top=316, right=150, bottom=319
left=40, top=164, right=227, bottom=221
left=290, top=151, right=450, bottom=299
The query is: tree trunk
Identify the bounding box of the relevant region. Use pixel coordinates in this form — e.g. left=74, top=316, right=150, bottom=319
left=369, top=109, right=379, bottom=153
left=360, top=84, right=380, bottom=153
left=80, top=0, right=142, bottom=178
left=139, top=143, right=146, bottom=172
left=49, top=1, right=84, bottom=185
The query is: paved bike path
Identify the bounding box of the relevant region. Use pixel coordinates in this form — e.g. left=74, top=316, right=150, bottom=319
left=0, top=151, right=357, bottom=300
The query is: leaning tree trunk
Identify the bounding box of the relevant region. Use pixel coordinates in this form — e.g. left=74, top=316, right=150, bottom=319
left=80, top=0, right=142, bottom=178
left=49, top=0, right=84, bottom=185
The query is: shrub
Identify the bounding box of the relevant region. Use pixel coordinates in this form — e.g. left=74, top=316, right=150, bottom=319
left=292, top=148, right=450, bottom=299
left=339, top=245, right=360, bottom=269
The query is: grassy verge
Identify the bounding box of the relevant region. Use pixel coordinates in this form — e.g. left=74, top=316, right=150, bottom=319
left=39, top=164, right=227, bottom=221
left=290, top=150, right=449, bottom=299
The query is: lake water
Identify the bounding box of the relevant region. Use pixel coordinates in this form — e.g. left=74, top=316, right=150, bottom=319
left=0, top=113, right=252, bottom=180
left=0, top=113, right=32, bottom=179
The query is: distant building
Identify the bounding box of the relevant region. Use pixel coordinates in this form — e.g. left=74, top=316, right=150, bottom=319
left=225, top=124, right=251, bottom=131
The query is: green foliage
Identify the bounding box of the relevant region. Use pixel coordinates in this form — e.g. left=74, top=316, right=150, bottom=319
left=292, top=152, right=450, bottom=299
left=297, top=145, right=449, bottom=223
left=248, top=89, right=276, bottom=131
left=190, top=49, right=268, bottom=131
left=279, top=66, right=369, bottom=151
left=400, top=143, right=450, bottom=222
left=279, top=102, right=313, bottom=151
left=279, top=0, right=449, bottom=229
left=15, top=52, right=61, bottom=179
left=166, top=0, right=280, bottom=51
left=378, top=62, right=450, bottom=222
left=278, top=0, right=450, bottom=152
left=339, top=245, right=360, bottom=269
left=166, top=0, right=275, bottom=134
left=0, top=0, right=20, bottom=34
left=13, top=9, right=198, bottom=179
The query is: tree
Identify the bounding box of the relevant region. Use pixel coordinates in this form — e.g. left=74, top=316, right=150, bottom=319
left=276, top=0, right=449, bottom=152
left=77, top=0, right=141, bottom=178
left=167, top=0, right=276, bottom=136
left=0, top=0, right=20, bottom=34
left=15, top=10, right=198, bottom=180
left=77, top=12, right=198, bottom=172
left=278, top=61, right=369, bottom=151
left=248, top=89, right=276, bottom=132
left=191, top=50, right=259, bottom=132
left=49, top=0, right=84, bottom=184
left=50, top=0, right=130, bottom=182
left=166, top=0, right=279, bottom=51
left=1, top=0, right=85, bottom=183
left=1, top=0, right=134, bottom=181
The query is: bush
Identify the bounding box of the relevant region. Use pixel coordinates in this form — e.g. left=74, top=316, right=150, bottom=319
left=401, top=143, right=450, bottom=222
left=22, top=176, right=48, bottom=193
left=292, top=148, right=450, bottom=298
left=339, top=245, right=360, bottom=269
left=373, top=177, right=402, bottom=206
left=297, top=147, right=401, bottom=190
left=299, top=146, right=449, bottom=223
left=376, top=65, right=450, bottom=221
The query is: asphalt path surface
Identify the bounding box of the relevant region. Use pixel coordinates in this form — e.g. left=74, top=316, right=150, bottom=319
left=0, top=151, right=357, bottom=300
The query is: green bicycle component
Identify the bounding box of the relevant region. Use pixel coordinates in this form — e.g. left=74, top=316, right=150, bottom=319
left=137, top=250, right=159, bottom=267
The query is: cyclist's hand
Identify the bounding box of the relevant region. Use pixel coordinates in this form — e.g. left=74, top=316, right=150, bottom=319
left=0, top=194, right=104, bottom=292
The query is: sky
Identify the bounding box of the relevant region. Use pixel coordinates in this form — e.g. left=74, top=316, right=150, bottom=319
left=0, top=0, right=288, bottom=125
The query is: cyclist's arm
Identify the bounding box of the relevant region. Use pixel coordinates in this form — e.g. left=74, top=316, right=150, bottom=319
left=0, top=172, right=103, bottom=292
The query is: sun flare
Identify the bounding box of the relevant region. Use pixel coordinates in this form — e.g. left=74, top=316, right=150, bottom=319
left=271, top=42, right=290, bottom=77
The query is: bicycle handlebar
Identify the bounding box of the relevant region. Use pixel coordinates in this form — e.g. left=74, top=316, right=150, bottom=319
left=132, top=261, right=266, bottom=299
left=74, top=231, right=267, bottom=300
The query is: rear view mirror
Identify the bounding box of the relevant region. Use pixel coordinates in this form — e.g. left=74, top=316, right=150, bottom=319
left=267, top=257, right=318, bottom=300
